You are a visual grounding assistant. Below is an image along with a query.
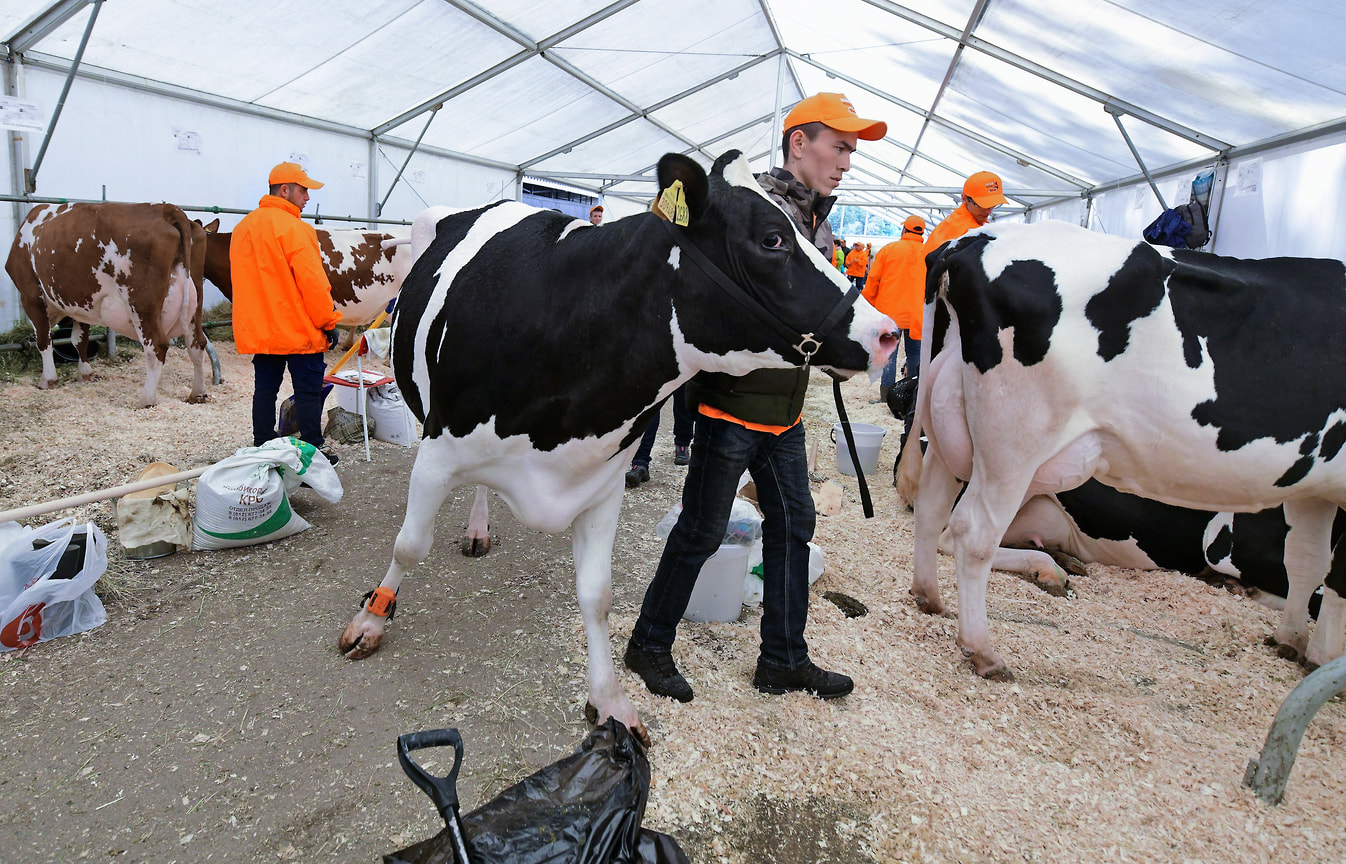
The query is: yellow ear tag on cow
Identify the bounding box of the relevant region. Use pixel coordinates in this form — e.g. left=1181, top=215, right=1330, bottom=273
left=659, top=180, right=690, bottom=227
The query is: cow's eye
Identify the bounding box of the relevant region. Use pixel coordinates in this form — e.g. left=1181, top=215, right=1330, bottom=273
left=762, top=232, right=786, bottom=250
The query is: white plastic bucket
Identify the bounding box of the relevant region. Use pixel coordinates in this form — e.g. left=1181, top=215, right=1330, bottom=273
left=683, top=543, right=749, bottom=623
left=832, top=422, right=886, bottom=477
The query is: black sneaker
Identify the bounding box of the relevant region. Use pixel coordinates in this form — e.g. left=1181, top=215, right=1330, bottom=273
left=752, top=659, right=853, bottom=699
left=623, top=640, right=693, bottom=702
left=674, top=444, right=691, bottom=465
left=624, top=464, right=649, bottom=487
left=320, top=446, right=339, bottom=466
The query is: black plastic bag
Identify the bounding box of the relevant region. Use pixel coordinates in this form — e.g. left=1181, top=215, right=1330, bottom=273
left=385, top=719, right=688, bottom=864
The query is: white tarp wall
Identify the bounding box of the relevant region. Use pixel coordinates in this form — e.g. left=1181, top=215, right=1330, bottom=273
left=1, top=65, right=518, bottom=327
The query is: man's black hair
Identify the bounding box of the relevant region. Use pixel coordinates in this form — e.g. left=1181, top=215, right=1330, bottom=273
left=780, top=121, right=828, bottom=164
left=269, top=183, right=285, bottom=196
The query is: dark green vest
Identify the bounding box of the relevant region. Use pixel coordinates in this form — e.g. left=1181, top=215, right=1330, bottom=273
left=686, top=367, right=810, bottom=428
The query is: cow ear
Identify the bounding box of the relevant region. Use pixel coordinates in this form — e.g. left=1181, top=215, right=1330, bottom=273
left=204, top=218, right=220, bottom=233
left=655, top=153, right=709, bottom=224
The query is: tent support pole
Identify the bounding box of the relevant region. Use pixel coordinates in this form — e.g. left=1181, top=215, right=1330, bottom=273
left=378, top=105, right=439, bottom=217
left=26, top=0, right=103, bottom=194
left=1108, top=107, right=1166, bottom=210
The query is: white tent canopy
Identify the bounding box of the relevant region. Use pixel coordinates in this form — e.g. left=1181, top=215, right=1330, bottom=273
left=3, top=0, right=1346, bottom=324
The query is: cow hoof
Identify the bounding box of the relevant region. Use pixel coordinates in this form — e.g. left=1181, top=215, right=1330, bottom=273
left=910, top=591, right=950, bottom=618
left=1274, top=643, right=1300, bottom=662
left=1031, top=572, right=1070, bottom=598
left=1046, top=549, right=1090, bottom=578
left=135, top=399, right=157, bottom=409
left=460, top=535, right=491, bottom=557
left=583, top=702, right=651, bottom=749
left=980, top=665, right=1015, bottom=682
left=37, top=378, right=55, bottom=390
left=339, top=620, right=385, bottom=660
left=187, top=393, right=210, bottom=404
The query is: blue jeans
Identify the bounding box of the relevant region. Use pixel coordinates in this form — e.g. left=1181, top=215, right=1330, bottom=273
left=252, top=353, right=327, bottom=448
left=631, top=418, right=815, bottom=670
left=632, top=384, right=695, bottom=468
left=882, top=330, right=921, bottom=388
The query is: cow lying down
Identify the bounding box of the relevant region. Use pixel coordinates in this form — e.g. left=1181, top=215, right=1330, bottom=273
left=899, top=221, right=1346, bottom=680
left=336, top=151, right=898, bottom=742
left=964, top=478, right=1334, bottom=622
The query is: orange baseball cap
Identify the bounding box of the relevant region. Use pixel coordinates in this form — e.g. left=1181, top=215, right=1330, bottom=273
left=590, top=204, right=603, bottom=214
left=783, top=92, right=886, bottom=140
left=268, top=161, right=324, bottom=189
left=903, top=215, right=926, bottom=234
left=963, top=171, right=1006, bottom=207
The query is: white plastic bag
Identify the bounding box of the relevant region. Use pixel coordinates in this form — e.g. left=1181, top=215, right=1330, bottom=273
left=0, top=518, right=108, bottom=652
left=655, top=497, right=763, bottom=546
left=193, top=437, right=343, bottom=551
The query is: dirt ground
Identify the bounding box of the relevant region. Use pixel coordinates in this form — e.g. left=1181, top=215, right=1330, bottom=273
left=0, top=339, right=1343, bottom=863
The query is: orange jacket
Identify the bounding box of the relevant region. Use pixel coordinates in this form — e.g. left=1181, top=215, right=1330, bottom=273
left=924, top=204, right=985, bottom=254
left=863, top=232, right=927, bottom=335
left=845, top=245, right=869, bottom=277
left=230, top=196, right=341, bottom=354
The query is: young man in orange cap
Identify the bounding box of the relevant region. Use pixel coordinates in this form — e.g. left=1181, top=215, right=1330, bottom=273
left=925, top=170, right=1007, bottom=252
left=863, top=215, right=927, bottom=402
left=625, top=92, right=885, bottom=704
left=588, top=204, right=604, bottom=225
left=231, top=161, right=342, bottom=461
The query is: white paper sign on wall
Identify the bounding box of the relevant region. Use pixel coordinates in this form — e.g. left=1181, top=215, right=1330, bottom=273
left=174, top=129, right=201, bottom=153
left=1235, top=159, right=1262, bottom=198
left=0, top=96, right=45, bottom=132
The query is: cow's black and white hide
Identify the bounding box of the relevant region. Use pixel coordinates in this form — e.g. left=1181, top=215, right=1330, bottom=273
left=898, top=220, right=1346, bottom=680
left=995, top=479, right=1337, bottom=620
left=337, top=151, right=898, bottom=740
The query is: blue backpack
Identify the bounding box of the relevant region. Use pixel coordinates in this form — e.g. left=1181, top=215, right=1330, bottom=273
left=1143, top=170, right=1212, bottom=249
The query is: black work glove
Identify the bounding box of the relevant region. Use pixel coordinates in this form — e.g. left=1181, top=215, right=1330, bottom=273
left=324, top=328, right=339, bottom=351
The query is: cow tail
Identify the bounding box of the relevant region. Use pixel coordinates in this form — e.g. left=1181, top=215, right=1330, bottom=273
left=167, top=206, right=208, bottom=347
left=896, top=415, right=923, bottom=507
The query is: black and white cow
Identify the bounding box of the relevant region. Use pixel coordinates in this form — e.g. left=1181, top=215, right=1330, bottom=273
left=993, top=479, right=1337, bottom=620
left=899, top=220, right=1346, bottom=679
left=338, top=151, right=898, bottom=740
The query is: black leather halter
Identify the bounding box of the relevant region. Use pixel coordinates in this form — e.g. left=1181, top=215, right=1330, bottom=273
left=658, top=218, right=860, bottom=365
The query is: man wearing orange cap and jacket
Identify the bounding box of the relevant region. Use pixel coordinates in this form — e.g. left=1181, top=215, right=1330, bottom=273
left=844, top=240, right=869, bottom=290
left=626, top=92, right=886, bottom=705
left=863, top=215, right=926, bottom=402
left=925, top=170, right=1007, bottom=252
left=231, top=161, right=342, bottom=459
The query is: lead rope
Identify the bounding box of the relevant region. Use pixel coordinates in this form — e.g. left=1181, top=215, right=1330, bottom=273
left=831, top=376, right=874, bottom=518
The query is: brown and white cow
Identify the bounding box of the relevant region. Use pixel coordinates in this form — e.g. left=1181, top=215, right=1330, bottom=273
left=203, top=226, right=413, bottom=327
left=6, top=202, right=211, bottom=408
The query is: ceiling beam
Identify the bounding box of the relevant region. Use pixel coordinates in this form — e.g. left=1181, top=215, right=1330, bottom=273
left=4, top=0, right=90, bottom=56
left=17, top=50, right=518, bottom=173
left=859, top=0, right=1229, bottom=151
left=519, top=50, right=779, bottom=170
left=788, top=49, right=1091, bottom=189
left=373, top=0, right=642, bottom=137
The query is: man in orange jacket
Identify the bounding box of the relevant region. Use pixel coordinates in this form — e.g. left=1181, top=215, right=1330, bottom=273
left=863, top=215, right=926, bottom=402
left=925, top=170, right=1007, bottom=252
left=231, top=161, right=342, bottom=458
left=844, top=240, right=869, bottom=289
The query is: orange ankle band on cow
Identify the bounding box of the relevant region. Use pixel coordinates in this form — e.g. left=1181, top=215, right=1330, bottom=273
left=367, top=586, right=397, bottom=618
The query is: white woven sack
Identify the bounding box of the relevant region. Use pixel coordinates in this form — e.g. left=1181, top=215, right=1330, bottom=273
left=192, top=438, right=343, bottom=550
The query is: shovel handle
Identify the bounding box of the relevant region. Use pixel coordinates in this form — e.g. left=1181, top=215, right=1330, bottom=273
left=397, top=728, right=465, bottom=815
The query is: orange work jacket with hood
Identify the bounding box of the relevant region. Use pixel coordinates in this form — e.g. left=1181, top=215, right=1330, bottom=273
left=863, top=232, right=926, bottom=336
left=230, top=195, right=341, bottom=355
left=844, top=244, right=869, bottom=277
left=924, top=204, right=984, bottom=254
